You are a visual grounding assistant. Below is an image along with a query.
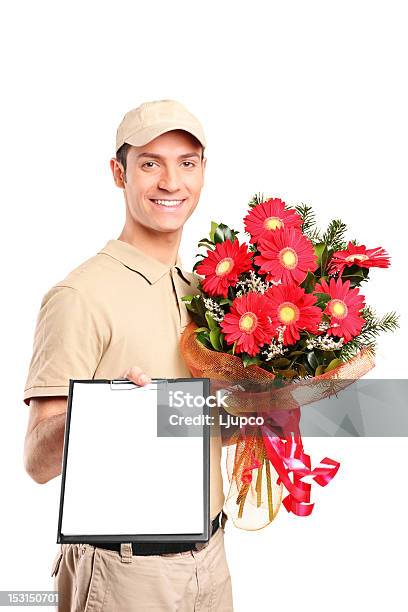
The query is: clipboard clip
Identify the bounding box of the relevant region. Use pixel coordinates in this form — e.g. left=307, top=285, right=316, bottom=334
left=109, top=378, right=168, bottom=391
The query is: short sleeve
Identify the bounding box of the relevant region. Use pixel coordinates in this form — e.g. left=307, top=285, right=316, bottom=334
left=23, top=285, right=105, bottom=406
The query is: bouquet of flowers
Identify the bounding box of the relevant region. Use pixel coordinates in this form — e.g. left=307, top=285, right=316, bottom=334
left=181, top=195, right=398, bottom=530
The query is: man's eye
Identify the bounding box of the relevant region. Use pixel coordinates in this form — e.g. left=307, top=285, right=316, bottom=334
left=182, top=161, right=195, bottom=168
left=142, top=161, right=158, bottom=168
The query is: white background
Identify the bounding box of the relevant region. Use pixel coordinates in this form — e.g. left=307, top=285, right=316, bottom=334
left=1, top=1, right=407, bottom=610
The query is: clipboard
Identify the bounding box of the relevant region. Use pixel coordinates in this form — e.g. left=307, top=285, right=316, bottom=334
left=57, top=377, right=210, bottom=544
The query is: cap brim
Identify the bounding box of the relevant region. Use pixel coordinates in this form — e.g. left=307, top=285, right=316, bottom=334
left=117, top=121, right=206, bottom=151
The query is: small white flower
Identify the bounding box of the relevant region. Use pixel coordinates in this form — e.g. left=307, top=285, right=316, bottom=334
left=235, top=270, right=275, bottom=295
left=276, top=325, right=286, bottom=344
left=203, top=297, right=225, bottom=323
left=262, top=338, right=288, bottom=361
left=306, top=334, right=344, bottom=350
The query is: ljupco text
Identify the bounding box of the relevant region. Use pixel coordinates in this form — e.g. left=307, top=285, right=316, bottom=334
left=168, top=414, right=265, bottom=427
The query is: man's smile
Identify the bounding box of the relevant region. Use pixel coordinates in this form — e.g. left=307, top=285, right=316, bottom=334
left=149, top=198, right=187, bottom=208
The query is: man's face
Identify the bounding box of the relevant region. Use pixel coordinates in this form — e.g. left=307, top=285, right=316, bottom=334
left=111, top=129, right=206, bottom=234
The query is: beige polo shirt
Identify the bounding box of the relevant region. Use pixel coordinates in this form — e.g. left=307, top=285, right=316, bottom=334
left=23, top=238, right=224, bottom=520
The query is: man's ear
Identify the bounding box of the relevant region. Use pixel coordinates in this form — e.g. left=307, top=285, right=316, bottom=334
left=110, top=158, right=126, bottom=188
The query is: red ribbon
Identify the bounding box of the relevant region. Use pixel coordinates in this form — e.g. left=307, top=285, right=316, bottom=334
left=263, top=427, right=340, bottom=516
left=241, top=454, right=261, bottom=484
left=239, top=418, right=340, bottom=517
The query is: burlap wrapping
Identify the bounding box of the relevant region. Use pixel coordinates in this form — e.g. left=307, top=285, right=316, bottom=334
left=180, top=321, right=375, bottom=530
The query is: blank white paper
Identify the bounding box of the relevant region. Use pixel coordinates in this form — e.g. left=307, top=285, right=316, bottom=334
left=60, top=381, right=205, bottom=536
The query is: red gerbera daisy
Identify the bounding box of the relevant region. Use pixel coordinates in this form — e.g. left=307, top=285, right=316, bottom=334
left=196, top=239, right=252, bottom=298
left=314, top=277, right=366, bottom=343
left=265, top=284, right=322, bottom=345
left=244, top=198, right=303, bottom=244
left=328, top=241, right=391, bottom=275
left=254, top=227, right=318, bottom=285
left=220, top=292, right=275, bottom=356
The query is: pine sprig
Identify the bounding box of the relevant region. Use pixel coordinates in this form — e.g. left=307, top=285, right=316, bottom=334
left=340, top=307, right=400, bottom=360
left=322, top=219, right=348, bottom=251
left=295, top=203, right=322, bottom=242
left=295, top=203, right=316, bottom=232
left=248, top=193, right=266, bottom=208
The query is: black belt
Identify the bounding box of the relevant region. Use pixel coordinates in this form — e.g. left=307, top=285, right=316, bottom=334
left=89, top=512, right=221, bottom=556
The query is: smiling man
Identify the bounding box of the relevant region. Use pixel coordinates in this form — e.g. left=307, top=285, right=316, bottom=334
left=23, top=99, right=234, bottom=611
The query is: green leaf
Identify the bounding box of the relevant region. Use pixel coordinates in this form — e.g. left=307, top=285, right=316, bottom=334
left=184, top=295, right=208, bottom=327
left=196, top=331, right=212, bottom=349
left=314, top=292, right=331, bottom=308
left=345, top=276, right=364, bottom=288
left=218, top=298, right=232, bottom=305
left=185, top=302, right=197, bottom=314
left=314, top=292, right=330, bottom=301
left=193, top=327, right=209, bottom=333
left=340, top=269, right=366, bottom=288
left=209, top=328, right=222, bottom=351
left=209, top=221, right=218, bottom=243
left=314, top=243, right=325, bottom=264
left=213, top=223, right=238, bottom=244
left=302, top=271, right=316, bottom=294
left=340, top=266, right=370, bottom=287
left=315, top=365, right=326, bottom=376
left=276, top=369, right=297, bottom=378
left=242, top=355, right=262, bottom=367
left=325, top=358, right=343, bottom=372
left=198, top=239, right=215, bottom=249
left=181, top=295, right=194, bottom=303
left=307, top=351, right=319, bottom=371
left=214, top=226, right=229, bottom=244
left=227, top=285, right=237, bottom=301
left=272, top=357, right=291, bottom=368
left=341, top=267, right=365, bottom=280
left=297, top=364, right=308, bottom=377
left=205, top=312, right=218, bottom=331
left=314, top=243, right=329, bottom=274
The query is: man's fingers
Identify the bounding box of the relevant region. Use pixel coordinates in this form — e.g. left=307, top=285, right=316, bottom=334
left=121, top=366, right=151, bottom=386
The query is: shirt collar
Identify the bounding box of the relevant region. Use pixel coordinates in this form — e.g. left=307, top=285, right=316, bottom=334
left=98, top=239, right=191, bottom=286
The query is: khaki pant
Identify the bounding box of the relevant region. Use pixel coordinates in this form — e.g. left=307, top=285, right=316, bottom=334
left=51, top=523, right=234, bottom=611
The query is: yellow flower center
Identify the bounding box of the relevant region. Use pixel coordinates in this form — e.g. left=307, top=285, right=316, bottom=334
left=215, top=257, right=234, bottom=276
left=239, top=312, right=258, bottom=333
left=345, top=253, right=369, bottom=263
left=264, top=216, right=283, bottom=231
left=329, top=299, right=348, bottom=319
left=279, top=247, right=298, bottom=269
left=278, top=301, right=300, bottom=324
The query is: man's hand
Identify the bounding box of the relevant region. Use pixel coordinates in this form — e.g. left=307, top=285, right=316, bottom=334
left=120, top=366, right=151, bottom=386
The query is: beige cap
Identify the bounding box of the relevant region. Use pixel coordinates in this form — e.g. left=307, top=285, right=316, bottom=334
left=115, top=99, right=207, bottom=153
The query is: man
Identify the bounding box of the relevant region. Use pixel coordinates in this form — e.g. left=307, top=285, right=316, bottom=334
left=23, top=99, right=234, bottom=611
